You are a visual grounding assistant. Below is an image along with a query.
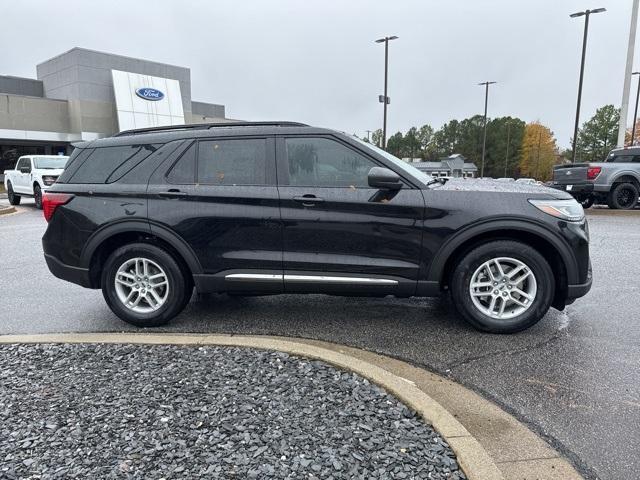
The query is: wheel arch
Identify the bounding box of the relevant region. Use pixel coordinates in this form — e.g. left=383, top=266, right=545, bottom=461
left=610, top=172, right=640, bottom=188
left=81, top=220, right=202, bottom=288
left=429, top=220, right=578, bottom=308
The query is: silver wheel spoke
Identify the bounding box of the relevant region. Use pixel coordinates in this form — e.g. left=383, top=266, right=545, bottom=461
left=493, top=260, right=505, bottom=277
left=498, top=297, right=507, bottom=316
left=471, top=290, right=490, bottom=297
left=511, top=270, right=532, bottom=285
left=512, top=287, right=533, bottom=301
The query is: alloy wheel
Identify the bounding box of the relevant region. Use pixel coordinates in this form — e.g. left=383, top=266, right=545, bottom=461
left=114, top=257, right=169, bottom=314
left=616, top=187, right=634, bottom=208
left=468, top=257, right=537, bottom=320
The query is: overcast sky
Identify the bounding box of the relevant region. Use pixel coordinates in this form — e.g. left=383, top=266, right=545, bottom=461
left=2, top=0, right=638, bottom=147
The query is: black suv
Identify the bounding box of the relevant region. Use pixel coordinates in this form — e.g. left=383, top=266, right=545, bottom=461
left=42, top=122, right=592, bottom=333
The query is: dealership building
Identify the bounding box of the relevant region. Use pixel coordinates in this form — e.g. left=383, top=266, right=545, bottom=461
left=0, top=47, right=228, bottom=173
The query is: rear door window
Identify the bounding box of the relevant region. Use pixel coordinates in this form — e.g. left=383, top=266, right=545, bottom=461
left=67, top=144, right=159, bottom=184
left=197, top=138, right=267, bottom=185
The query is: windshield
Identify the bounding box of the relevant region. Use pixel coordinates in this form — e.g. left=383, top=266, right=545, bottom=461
left=33, top=156, right=68, bottom=169
left=351, top=136, right=433, bottom=184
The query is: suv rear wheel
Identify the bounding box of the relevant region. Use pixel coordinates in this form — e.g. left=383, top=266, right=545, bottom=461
left=608, top=182, right=639, bottom=210
left=450, top=240, right=554, bottom=333
left=7, top=182, right=21, bottom=206
left=101, top=243, right=190, bottom=327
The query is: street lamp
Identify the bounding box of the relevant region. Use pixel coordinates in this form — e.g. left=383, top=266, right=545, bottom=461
left=375, top=35, right=398, bottom=149
left=478, top=81, right=496, bottom=178
left=631, top=72, right=640, bottom=145
left=570, top=7, right=606, bottom=163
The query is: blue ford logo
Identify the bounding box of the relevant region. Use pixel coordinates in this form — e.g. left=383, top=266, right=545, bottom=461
left=135, top=88, right=164, bottom=101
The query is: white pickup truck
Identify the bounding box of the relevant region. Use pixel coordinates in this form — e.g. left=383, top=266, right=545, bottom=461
left=4, top=155, right=69, bottom=209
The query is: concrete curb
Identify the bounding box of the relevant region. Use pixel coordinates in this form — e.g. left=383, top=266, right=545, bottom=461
left=0, top=206, right=16, bottom=216
left=0, top=332, right=503, bottom=480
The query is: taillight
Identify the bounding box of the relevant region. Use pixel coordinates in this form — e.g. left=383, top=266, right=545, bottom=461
left=587, top=166, right=601, bottom=180
left=42, top=192, right=74, bottom=222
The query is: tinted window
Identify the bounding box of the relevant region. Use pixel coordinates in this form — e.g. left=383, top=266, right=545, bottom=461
left=607, top=154, right=640, bottom=163
left=55, top=149, right=93, bottom=183
left=167, top=143, right=196, bottom=184
left=197, top=139, right=266, bottom=185
left=285, top=137, right=377, bottom=187
left=68, top=144, right=158, bottom=184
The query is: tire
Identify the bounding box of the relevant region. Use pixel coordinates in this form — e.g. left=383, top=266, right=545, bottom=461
left=608, top=183, right=639, bottom=210
left=579, top=195, right=594, bottom=209
left=7, top=182, right=21, bottom=206
left=33, top=184, right=42, bottom=209
left=101, top=243, right=190, bottom=327
left=450, top=240, right=555, bottom=334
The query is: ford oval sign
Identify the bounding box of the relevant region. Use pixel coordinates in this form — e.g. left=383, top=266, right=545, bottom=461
left=135, top=88, right=164, bottom=101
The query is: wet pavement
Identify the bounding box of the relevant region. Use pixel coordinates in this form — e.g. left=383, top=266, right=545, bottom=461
left=1, top=200, right=639, bottom=480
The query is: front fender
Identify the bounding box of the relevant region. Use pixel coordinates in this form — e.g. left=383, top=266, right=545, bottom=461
left=425, top=217, right=580, bottom=285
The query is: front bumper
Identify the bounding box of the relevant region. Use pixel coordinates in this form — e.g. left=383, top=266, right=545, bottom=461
left=566, top=261, right=593, bottom=300
left=44, top=254, right=91, bottom=288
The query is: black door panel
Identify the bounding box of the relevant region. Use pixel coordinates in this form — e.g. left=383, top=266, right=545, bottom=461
left=276, top=135, right=425, bottom=295
left=147, top=136, right=283, bottom=291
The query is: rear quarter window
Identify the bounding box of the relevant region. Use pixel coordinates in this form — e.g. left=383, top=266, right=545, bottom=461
left=67, top=144, right=159, bottom=184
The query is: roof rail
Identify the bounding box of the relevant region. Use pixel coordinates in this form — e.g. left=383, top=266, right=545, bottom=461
left=114, top=121, right=309, bottom=137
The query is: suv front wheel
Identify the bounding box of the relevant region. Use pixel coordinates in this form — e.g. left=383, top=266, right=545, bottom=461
left=101, top=243, right=190, bottom=327
left=450, top=240, right=554, bottom=333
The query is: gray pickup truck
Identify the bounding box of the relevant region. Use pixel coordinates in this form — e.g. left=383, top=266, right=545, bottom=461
left=552, top=147, right=640, bottom=209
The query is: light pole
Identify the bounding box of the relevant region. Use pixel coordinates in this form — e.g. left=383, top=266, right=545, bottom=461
left=365, top=129, right=372, bottom=142
left=375, top=35, right=398, bottom=149
left=478, top=81, right=496, bottom=178
left=631, top=72, right=640, bottom=145
left=570, top=7, right=606, bottom=163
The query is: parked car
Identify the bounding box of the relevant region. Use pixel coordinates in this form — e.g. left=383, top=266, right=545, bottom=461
left=41, top=122, right=592, bottom=333
left=551, top=147, right=640, bottom=209
left=4, top=155, right=69, bottom=209
left=515, top=178, right=537, bottom=185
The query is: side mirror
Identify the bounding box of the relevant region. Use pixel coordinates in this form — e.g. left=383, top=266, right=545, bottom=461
left=19, top=166, right=31, bottom=174
left=368, top=167, right=402, bottom=190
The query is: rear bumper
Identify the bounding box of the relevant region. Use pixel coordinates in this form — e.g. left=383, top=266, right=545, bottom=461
left=44, top=253, right=92, bottom=288
left=550, top=182, right=594, bottom=195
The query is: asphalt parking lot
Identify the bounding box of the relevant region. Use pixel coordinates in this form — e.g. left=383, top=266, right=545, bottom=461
left=1, top=200, right=639, bottom=480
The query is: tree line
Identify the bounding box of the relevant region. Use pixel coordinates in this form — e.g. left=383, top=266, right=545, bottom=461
left=362, top=105, right=621, bottom=181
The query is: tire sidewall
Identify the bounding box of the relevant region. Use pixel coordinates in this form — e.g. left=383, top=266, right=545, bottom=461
left=452, top=241, right=555, bottom=333
left=101, top=243, right=186, bottom=327
left=34, top=185, right=42, bottom=209
left=7, top=182, right=20, bottom=206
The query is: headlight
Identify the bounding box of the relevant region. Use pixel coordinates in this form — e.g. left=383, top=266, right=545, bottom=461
left=42, top=176, right=57, bottom=186
left=528, top=199, right=584, bottom=222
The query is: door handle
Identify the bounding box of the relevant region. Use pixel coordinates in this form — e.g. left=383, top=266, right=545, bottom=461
left=293, top=195, right=324, bottom=207
left=159, top=189, right=188, bottom=198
